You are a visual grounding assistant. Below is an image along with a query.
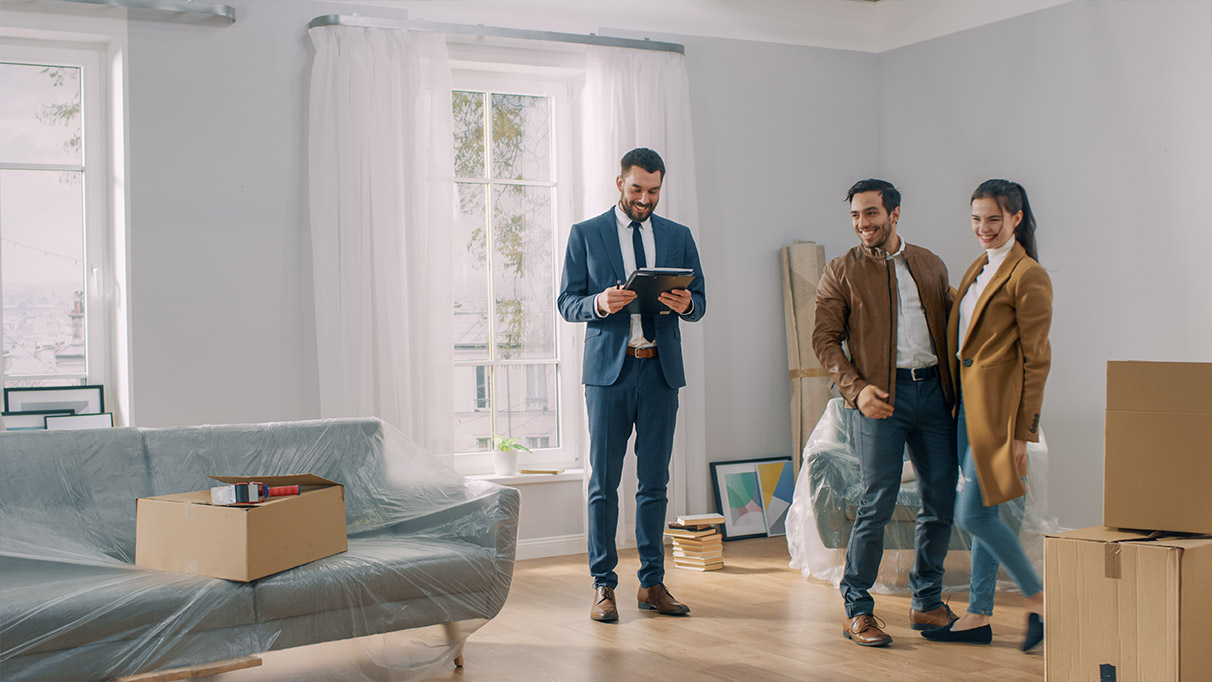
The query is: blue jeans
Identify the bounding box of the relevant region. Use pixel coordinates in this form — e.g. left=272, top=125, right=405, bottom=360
left=585, top=355, right=679, bottom=590
left=955, top=401, right=1043, bottom=615
left=840, top=375, right=957, bottom=618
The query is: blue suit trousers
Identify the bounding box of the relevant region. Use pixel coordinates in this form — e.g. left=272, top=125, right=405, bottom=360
left=585, top=355, right=679, bottom=590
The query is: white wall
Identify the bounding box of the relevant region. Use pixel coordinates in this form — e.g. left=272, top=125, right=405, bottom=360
left=671, top=36, right=880, bottom=472
left=878, top=0, right=1212, bottom=528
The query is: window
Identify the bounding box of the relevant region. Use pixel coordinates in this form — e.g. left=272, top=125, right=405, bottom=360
left=449, top=63, right=579, bottom=474
left=0, top=42, right=109, bottom=392
left=473, top=365, right=489, bottom=409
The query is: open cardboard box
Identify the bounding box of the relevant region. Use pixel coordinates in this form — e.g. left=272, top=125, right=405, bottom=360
left=135, top=474, right=347, bottom=582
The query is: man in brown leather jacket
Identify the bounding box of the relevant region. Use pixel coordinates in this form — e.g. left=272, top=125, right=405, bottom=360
left=813, top=179, right=959, bottom=647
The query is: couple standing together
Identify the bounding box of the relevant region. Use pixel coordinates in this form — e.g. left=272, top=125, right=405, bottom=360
left=814, top=178, right=1052, bottom=651
left=558, top=151, right=1051, bottom=653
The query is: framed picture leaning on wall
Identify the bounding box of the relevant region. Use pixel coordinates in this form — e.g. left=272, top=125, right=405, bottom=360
left=4, top=385, right=104, bottom=416
left=709, top=456, right=795, bottom=540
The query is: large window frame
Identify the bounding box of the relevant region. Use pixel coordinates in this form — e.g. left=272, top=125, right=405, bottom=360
left=449, top=61, right=583, bottom=475
left=0, top=40, right=111, bottom=393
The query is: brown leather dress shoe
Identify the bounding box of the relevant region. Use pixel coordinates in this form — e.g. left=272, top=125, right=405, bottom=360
left=637, top=583, right=690, bottom=615
left=844, top=614, right=893, bottom=647
left=910, top=603, right=959, bottom=631
left=590, top=585, right=619, bottom=622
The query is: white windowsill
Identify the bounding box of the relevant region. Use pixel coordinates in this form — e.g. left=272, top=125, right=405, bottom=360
left=468, top=468, right=584, bottom=486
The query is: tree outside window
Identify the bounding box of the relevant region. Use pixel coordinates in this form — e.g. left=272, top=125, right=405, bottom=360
left=451, top=89, right=560, bottom=456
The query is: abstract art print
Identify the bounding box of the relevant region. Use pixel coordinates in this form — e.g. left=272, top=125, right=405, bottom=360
left=710, top=456, right=795, bottom=540
left=756, top=459, right=795, bottom=536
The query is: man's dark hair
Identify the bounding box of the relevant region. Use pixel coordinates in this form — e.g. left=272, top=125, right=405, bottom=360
left=845, top=178, right=901, bottom=214
left=620, top=148, right=666, bottom=178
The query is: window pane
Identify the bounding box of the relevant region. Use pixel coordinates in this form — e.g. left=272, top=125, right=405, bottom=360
left=492, top=184, right=554, bottom=360
left=453, top=363, right=493, bottom=453
left=452, top=91, right=484, bottom=179
left=453, top=183, right=490, bottom=361
left=1, top=169, right=86, bottom=378
left=0, top=63, right=82, bottom=166
left=491, top=94, right=550, bottom=182
left=493, top=363, right=558, bottom=448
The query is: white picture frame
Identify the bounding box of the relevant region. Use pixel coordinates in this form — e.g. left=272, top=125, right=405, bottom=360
left=1, top=410, right=74, bottom=431
left=45, top=413, right=114, bottom=431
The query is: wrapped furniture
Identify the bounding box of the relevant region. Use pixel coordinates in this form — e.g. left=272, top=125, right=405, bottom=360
left=0, top=418, right=519, bottom=681
left=786, top=398, right=1056, bottom=592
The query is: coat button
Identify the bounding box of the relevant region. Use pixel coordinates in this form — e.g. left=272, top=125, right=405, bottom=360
left=963, top=359, right=973, bottom=367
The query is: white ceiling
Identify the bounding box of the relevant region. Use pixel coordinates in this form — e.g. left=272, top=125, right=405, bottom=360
left=326, top=0, right=1073, bottom=53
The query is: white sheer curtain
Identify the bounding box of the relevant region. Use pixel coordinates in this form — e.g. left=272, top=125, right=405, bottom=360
left=581, top=45, right=709, bottom=546
left=308, top=26, right=455, bottom=460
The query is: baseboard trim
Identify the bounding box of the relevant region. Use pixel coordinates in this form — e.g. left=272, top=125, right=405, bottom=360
left=516, top=534, right=586, bottom=561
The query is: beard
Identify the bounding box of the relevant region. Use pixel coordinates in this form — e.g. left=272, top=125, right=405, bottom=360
left=858, top=222, right=892, bottom=250
left=620, top=197, right=656, bottom=223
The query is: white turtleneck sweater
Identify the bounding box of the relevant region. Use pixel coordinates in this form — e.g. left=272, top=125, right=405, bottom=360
left=957, top=238, right=1016, bottom=356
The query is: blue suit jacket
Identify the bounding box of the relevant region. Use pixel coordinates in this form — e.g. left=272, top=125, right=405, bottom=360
left=557, top=208, right=706, bottom=388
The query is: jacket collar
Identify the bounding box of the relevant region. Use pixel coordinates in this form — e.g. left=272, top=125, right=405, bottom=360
left=859, top=236, right=905, bottom=261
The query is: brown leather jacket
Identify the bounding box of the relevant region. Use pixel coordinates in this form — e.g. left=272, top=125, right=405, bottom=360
left=812, top=242, right=955, bottom=410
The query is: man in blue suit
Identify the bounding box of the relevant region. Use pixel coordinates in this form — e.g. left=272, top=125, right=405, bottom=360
left=557, top=148, right=706, bottom=622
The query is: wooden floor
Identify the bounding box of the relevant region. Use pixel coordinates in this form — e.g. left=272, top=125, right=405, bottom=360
left=425, top=537, right=1044, bottom=682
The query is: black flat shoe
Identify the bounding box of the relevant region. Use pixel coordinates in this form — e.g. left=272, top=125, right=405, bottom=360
left=1022, top=612, right=1043, bottom=652
left=921, top=621, right=992, bottom=644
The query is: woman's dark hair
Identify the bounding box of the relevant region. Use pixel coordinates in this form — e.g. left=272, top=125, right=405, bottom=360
left=971, top=179, right=1038, bottom=262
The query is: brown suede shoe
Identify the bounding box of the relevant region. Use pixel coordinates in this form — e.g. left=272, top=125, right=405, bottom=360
left=637, top=583, right=690, bottom=615
left=590, top=585, right=618, bottom=622
left=910, top=603, right=959, bottom=631
left=844, top=614, right=893, bottom=647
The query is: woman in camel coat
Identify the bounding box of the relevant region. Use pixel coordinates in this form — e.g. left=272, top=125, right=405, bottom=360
left=923, top=179, right=1052, bottom=652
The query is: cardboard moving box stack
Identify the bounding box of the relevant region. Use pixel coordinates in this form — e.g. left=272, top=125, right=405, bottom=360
left=1045, top=361, right=1212, bottom=682
left=665, top=513, right=726, bottom=571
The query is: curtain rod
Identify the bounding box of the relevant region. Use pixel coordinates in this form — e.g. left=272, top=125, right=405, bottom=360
left=308, top=15, right=684, bottom=55
left=50, top=0, right=235, bottom=23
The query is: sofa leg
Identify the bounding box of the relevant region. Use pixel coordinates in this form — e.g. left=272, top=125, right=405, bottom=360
left=443, top=621, right=465, bottom=667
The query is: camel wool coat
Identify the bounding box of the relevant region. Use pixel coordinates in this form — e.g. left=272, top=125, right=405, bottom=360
left=947, top=240, right=1052, bottom=507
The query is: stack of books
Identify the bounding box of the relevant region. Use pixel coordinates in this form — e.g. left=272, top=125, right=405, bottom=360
left=665, top=513, right=726, bottom=572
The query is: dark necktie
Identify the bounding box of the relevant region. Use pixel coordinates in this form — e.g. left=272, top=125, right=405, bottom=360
left=630, top=221, right=657, bottom=343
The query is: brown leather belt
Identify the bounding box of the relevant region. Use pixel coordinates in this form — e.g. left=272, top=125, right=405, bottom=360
left=626, top=346, right=658, bottom=359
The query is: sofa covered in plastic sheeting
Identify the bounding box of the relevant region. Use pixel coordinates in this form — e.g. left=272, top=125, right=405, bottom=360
left=0, top=418, right=520, bottom=681
left=786, top=398, right=1056, bottom=593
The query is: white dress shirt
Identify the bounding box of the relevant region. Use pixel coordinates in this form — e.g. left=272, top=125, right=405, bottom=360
left=888, top=237, right=938, bottom=369
left=957, top=237, right=1015, bottom=355
left=593, top=205, right=658, bottom=347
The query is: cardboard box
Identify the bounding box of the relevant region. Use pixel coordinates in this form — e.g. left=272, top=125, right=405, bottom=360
left=136, top=474, right=347, bottom=582
left=1044, top=527, right=1212, bottom=682
left=1104, top=361, right=1212, bottom=534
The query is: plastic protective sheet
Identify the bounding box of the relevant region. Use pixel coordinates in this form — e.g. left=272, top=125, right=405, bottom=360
left=786, top=398, right=1057, bottom=595
left=0, top=418, right=519, bottom=682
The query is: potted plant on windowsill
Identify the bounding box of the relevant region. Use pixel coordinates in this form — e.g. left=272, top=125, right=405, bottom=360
left=492, top=435, right=532, bottom=476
